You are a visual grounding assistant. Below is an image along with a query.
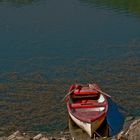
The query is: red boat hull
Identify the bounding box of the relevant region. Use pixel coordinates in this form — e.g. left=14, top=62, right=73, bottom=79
left=66, top=83, right=108, bottom=137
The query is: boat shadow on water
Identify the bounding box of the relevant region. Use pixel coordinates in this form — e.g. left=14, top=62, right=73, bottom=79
left=68, top=98, right=124, bottom=140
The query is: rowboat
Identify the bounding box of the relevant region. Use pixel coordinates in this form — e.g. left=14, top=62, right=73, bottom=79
left=65, top=83, right=108, bottom=138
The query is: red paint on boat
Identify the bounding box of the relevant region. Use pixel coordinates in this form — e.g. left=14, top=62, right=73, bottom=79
left=66, top=83, right=108, bottom=123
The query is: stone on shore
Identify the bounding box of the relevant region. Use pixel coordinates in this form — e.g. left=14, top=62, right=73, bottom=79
left=0, top=117, right=140, bottom=140
left=126, top=118, right=140, bottom=140
left=8, top=131, right=21, bottom=140
left=33, top=134, right=43, bottom=140
left=40, top=137, right=49, bottom=140
left=112, top=118, right=140, bottom=140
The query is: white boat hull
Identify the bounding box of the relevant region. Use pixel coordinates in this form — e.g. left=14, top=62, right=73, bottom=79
left=69, top=111, right=105, bottom=137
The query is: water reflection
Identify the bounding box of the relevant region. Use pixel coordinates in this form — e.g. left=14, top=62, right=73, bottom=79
left=80, top=0, right=140, bottom=16
left=107, top=98, right=124, bottom=136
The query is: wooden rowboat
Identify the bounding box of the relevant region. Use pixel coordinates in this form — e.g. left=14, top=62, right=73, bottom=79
left=65, top=83, right=108, bottom=138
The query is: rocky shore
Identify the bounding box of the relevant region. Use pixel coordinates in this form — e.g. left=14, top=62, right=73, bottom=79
left=0, top=117, right=140, bottom=140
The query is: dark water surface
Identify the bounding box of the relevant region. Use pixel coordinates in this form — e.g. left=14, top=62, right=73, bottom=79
left=0, top=0, right=140, bottom=134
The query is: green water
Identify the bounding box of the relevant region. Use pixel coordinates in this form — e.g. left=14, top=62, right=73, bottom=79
left=80, top=0, right=140, bottom=15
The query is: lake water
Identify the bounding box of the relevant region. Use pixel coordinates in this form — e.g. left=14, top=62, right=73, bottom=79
left=0, top=0, right=140, bottom=134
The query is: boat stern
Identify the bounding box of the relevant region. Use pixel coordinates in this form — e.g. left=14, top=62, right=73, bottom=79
left=69, top=110, right=106, bottom=138
left=85, top=114, right=106, bottom=137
